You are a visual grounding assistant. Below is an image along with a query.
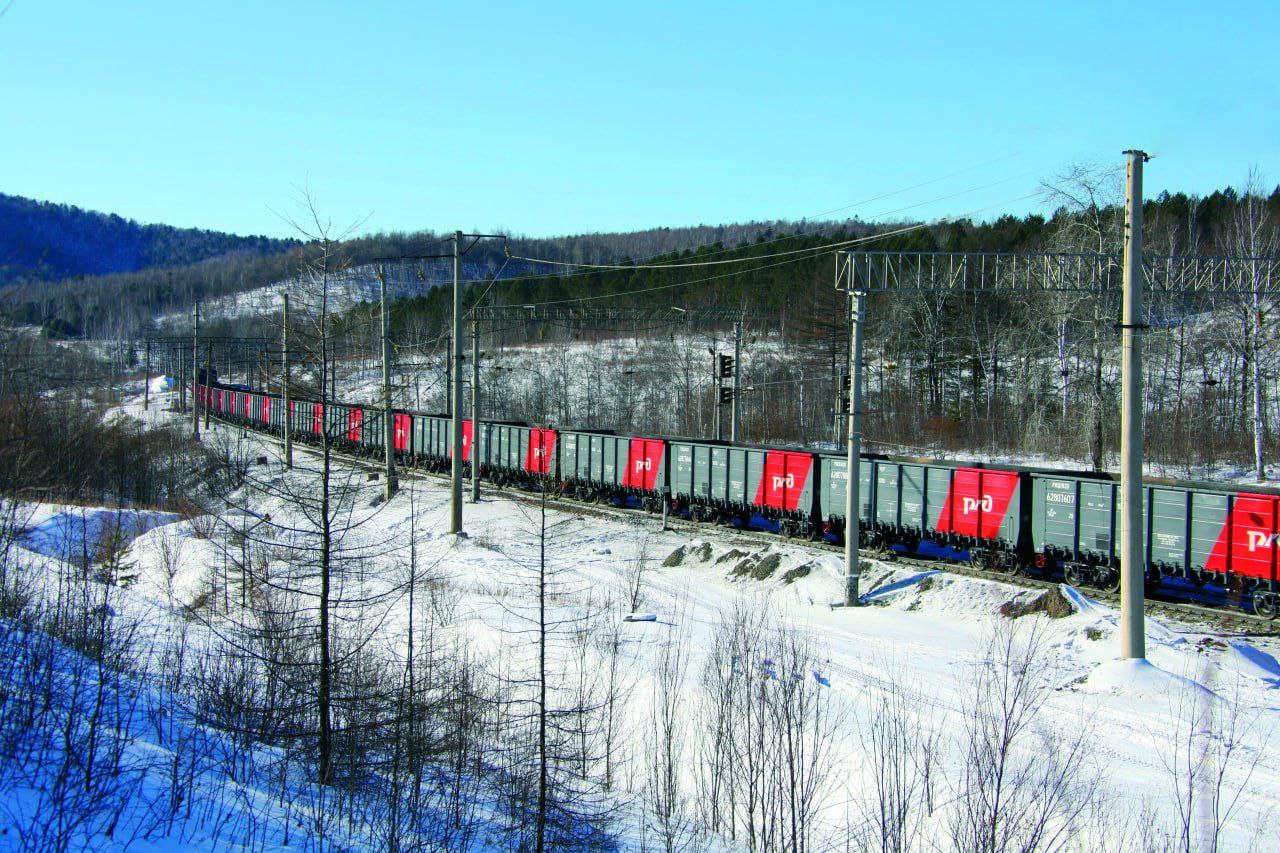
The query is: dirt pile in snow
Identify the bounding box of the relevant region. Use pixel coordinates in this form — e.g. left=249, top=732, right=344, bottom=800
left=1000, top=586, right=1074, bottom=620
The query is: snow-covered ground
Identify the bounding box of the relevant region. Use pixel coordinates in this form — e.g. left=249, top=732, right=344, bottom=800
left=5, top=392, right=1275, bottom=849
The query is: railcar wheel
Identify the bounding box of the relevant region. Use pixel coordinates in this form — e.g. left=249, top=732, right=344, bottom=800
left=1254, top=592, right=1279, bottom=620
left=1102, top=572, right=1121, bottom=594
left=1064, top=565, right=1085, bottom=587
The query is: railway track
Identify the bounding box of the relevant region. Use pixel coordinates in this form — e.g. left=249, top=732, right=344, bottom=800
left=208, top=415, right=1280, bottom=638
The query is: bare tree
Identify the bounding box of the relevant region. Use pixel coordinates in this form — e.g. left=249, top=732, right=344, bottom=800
left=645, top=617, right=696, bottom=852
left=857, top=666, right=940, bottom=853
left=1218, top=169, right=1279, bottom=481
left=1156, top=656, right=1270, bottom=853
left=948, top=619, right=1100, bottom=853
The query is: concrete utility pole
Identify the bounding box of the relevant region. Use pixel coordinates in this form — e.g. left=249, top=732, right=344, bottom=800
left=844, top=283, right=867, bottom=607
left=192, top=302, right=200, bottom=439
left=379, top=269, right=398, bottom=500
left=471, top=318, right=481, bottom=503
left=143, top=339, right=151, bottom=412
left=1119, top=149, right=1149, bottom=660
left=450, top=231, right=465, bottom=534
left=282, top=293, right=293, bottom=468
left=731, top=319, right=742, bottom=442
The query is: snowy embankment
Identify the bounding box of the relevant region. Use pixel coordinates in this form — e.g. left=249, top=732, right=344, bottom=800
left=6, top=394, right=1280, bottom=850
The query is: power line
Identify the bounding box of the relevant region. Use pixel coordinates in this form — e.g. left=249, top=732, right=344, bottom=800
left=510, top=190, right=1046, bottom=309
left=505, top=171, right=1056, bottom=272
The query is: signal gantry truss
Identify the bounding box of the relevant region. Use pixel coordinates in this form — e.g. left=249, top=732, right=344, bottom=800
left=842, top=250, right=1280, bottom=295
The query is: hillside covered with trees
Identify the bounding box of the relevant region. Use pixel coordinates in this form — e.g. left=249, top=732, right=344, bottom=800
left=0, top=193, right=296, bottom=285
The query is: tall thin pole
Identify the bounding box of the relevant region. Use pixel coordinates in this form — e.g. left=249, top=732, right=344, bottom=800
left=450, top=231, right=464, bottom=534
left=380, top=268, right=397, bottom=500
left=283, top=293, right=293, bottom=468
left=712, top=335, right=722, bottom=442
left=204, top=343, right=212, bottom=430
left=730, top=319, right=742, bottom=442
left=143, top=339, right=150, bottom=412
left=471, top=318, right=481, bottom=503
left=1119, top=149, right=1148, bottom=660
left=844, top=277, right=866, bottom=607
left=445, top=347, right=452, bottom=416
left=192, top=302, right=200, bottom=439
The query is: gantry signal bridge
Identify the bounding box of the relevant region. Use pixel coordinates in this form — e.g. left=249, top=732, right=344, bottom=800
left=842, top=250, right=1280, bottom=294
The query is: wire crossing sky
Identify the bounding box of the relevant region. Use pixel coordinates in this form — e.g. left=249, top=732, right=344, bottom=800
left=1, top=1, right=1276, bottom=240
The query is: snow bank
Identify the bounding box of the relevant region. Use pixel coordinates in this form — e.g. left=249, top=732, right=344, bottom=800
left=18, top=504, right=181, bottom=563
left=1222, top=641, right=1280, bottom=687
left=148, top=374, right=176, bottom=394
left=1081, top=658, right=1216, bottom=700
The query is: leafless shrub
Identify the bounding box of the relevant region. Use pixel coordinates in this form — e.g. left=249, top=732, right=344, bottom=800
left=697, top=602, right=841, bottom=852
left=948, top=619, right=1100, bottom=853
left=622, top=536, right=650, bottom=614
left=1155, top=658, right=1270, bottom=853
left=645, top=623, right=696, bottom=852
left=856, top=666, right=940, bottom=853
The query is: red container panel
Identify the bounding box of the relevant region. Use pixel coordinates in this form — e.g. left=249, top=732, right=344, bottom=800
left=934, top=468, right=1020, bottom=540
left=753, top=450, right=813, bottom=512
left=525, top=428, right=557, bottom=474
left=1206, top=493, right=1280, bottom=581
left=393, top=414, right=412, bottom=452
left=622, top=438, right=665, bottom=490
left=450, top=420, right=475, bottom=461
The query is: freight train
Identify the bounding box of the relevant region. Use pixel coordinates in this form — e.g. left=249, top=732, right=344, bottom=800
left=196, top=382, right=1280, bottom=618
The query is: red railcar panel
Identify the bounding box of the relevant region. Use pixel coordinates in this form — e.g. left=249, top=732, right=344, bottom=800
left=451, top=420, right=474, bottom=461
left=753, top=450, right=812, bottom=511
left=622, top=438, right=665, bottom=490
left=935, top=468, right=1019, bottom=539
left=347, top=408, right=363, bottom=443
left=393, top=414, right=412, bottom=452
left=1206, top=493, right=1280, bottom=581
left=525, top=429, right=557, bottom=474
left=262, top=396, right=271, bottom=423
left=312, top=403, right=323, bottom=435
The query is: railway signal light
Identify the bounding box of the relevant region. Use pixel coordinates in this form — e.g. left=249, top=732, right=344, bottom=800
left=718, top=354, right=734, bottom=379
left=719, top=387, right=734, bottom=405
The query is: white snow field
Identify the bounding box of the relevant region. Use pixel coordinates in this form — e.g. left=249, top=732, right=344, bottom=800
left=3, top=393, right=1279, bottom=850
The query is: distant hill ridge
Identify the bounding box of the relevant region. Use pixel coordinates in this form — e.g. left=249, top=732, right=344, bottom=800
left=0, top=191, right=865, bottom=337
left=0, top=192, right=297, bottom=286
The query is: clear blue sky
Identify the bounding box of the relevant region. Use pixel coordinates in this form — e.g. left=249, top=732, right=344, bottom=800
left=1, top=1, right=1276, bottom=239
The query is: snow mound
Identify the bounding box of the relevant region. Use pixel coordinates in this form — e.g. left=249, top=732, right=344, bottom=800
left=19, top=505, right=181, bottom=563
left=1059, top=584, right=1108, bottom=615
left=1081, top=658, right=1216, bottom=700
left=125, top=520, right=223, bottom=605
left=861, top=570, right=943, bottom=603
left=148, top=374, right=176, bottom=394
left=1222, top=641, right=1280, bottom=687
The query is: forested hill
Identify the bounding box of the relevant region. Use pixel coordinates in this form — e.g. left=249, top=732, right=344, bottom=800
left=394, top=187, right=1270, bottom=326
left=2, top=181, right=1274, bottom=340
left=0, top=215, right=868, bottom=339
left=0, top=193, right=296, bottom=286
